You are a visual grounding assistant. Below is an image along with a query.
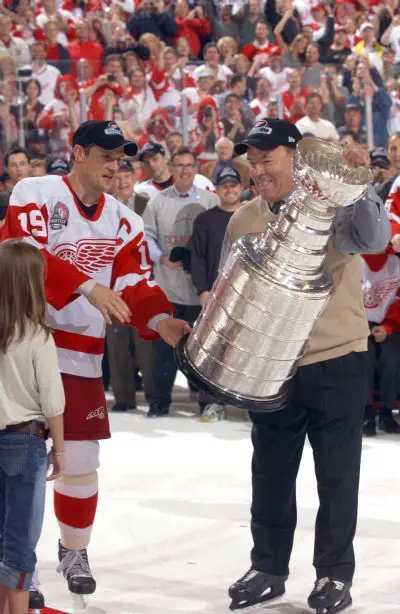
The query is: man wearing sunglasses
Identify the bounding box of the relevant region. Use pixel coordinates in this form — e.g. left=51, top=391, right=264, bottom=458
left=223, top=118, right=391, bottom=613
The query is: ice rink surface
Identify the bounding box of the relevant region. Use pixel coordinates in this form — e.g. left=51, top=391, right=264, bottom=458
left=38, top=374, right=400, bottom=614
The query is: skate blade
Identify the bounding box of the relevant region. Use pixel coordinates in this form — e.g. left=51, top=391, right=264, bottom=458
left=229, top=586, right=285, bottom=611
left=315, top=594, right=352, bottom=614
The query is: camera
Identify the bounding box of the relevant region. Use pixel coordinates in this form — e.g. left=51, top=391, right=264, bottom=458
left=107, top=74, right=117, bottom=83
left=204, top=105, right=214, bottom=118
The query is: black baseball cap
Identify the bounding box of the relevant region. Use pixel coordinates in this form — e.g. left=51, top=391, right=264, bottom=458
left=370, top=147, right=390, bottom=169
left=215, top=167, right=241, bottom=186
left=47, top=157, right=70, bottom=175
left=345, top=102, right=363, bottom=113
left=234, top=118, right=302, bottom=156
left=118, top=158, right=135, bottom=172
left=138, top=141, right=166, bottom=161
left=72, top=120, right=138, bottom=157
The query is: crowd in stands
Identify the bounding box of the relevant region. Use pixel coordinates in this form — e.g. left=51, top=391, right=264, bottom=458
left=1, top=0, right=400, bottom=426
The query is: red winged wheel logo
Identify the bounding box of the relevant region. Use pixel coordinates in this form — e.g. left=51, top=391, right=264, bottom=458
left=52, top=238, right=117, bottom=275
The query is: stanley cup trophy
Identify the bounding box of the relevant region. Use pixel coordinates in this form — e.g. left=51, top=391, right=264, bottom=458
left=175, top=137, right=372, bottom=411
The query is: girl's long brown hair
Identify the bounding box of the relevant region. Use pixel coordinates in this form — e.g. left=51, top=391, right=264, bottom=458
left=0, top=240, right=48, bottom=353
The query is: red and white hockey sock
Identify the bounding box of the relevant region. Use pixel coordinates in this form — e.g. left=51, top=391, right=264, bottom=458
left=54, top=472, right=98, bottom=550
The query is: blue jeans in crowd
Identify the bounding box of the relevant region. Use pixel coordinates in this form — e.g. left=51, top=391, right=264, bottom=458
left=0, top=422, right=47, bottom=591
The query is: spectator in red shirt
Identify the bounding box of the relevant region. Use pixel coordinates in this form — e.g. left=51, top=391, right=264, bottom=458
left=282, top=68, right=311, bottom=123
left=242, top=20, right=280, bottom=66
left=67, top=19, right=103, bottom=77
left=44, top=20, right=72, bottom=75
left=173, top=0, right=211, bottom=59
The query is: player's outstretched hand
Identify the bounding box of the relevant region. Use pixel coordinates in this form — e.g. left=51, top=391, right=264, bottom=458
left=87, top=283, right=131, bottom=325
left=156, top=317, right=192, bottom=347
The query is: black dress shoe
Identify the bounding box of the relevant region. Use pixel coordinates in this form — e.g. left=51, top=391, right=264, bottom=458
left=112, top=402, right=136, bottom=412
left=363, top=419, right=376, bottom=436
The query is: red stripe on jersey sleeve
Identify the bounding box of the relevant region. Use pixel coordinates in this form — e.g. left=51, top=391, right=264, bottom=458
left=112, top=229, right=173, bottom=337
left=1, top=202, right=90, bottom=310
left=122, top=281, right=174, bottom=339
left=53, top=330, right=105, bottom=355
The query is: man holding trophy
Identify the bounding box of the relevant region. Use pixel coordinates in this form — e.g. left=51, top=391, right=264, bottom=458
left=176, top=119, right=391, bottom=613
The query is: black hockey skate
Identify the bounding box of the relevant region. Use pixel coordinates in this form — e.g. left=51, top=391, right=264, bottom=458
left=57, top=540, right=96, bottom=596
left=308, top=577, right=352, bottom=614
left=228, top=567, right=286, bottom=610
left=29, top=569, right=45, bottom=610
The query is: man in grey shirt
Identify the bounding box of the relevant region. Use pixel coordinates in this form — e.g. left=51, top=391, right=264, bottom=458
left=143, top=147, right=220, bottom=418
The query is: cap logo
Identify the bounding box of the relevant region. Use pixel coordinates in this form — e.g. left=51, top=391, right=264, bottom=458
left=104, top=122, right=123, bottom=137
left=288, top=137, right=295, bottom=143
left=220, top=167, right=235, bottom=177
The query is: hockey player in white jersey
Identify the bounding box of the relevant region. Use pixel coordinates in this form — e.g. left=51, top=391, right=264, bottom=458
left=1, top=120, right=190, bottom=608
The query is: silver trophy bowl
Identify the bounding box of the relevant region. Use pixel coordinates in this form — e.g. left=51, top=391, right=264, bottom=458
left=175, top=137, right=372, bottom=410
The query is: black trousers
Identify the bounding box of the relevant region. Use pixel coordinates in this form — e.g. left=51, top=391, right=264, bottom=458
left=249, top=351, right=368, bottom=582
left=366, top=324, right=400, bottom=409
left=151, top=303, right=201, bottom=411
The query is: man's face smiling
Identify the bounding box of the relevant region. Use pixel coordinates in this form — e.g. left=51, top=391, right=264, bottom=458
left=247, top=145, right=294, bottom=203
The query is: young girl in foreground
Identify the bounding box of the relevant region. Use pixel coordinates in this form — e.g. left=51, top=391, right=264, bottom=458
left=0, top=240, right=65, bottom=614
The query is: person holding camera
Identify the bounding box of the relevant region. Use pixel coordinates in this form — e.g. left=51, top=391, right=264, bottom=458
left=173, top=0, right=211, bottom=59
left=193, top=97, right=224, bottom=168
left=127, top=0, right=178, bottom=45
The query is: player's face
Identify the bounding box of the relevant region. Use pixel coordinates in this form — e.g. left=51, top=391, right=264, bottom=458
left=247, top=145, right=294, bottom=203
left=217, top=180, right=242, bottom=206
left=85, top=146, right=124, bottom=193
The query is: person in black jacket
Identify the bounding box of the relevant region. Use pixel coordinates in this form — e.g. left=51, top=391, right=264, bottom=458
left=191, top=167, right=243, bottom=422
left=127, top=0, right=178, bottom=45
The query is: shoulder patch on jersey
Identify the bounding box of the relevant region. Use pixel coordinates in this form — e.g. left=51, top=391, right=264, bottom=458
left=49, top=202, right=69, bottom=230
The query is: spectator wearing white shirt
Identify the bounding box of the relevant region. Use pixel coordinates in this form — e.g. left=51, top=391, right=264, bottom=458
left=192, top=43, right=233, bottom=86
left=259, top=53, right=290, bottom=95
left=0, top=14, right=30, bottom=67
left=249, top=77, right=272, bottom=121
left=31, top=40, right=61, bottom=106
left=296, top=92, right=339, bottom=141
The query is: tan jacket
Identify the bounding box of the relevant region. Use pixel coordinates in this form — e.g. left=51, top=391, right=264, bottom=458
left=226, top=195, right=370, bottom=366
left=202, top=158, right=252, bottom=189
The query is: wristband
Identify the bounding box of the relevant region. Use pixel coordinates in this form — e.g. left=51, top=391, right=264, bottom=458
left=52, top=448, right=65, bottom=457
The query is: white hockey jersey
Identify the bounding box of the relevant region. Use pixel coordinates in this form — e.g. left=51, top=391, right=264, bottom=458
left=1, top=175, right=172, bottom=379
left=361, top=253, right=400, bottom=325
